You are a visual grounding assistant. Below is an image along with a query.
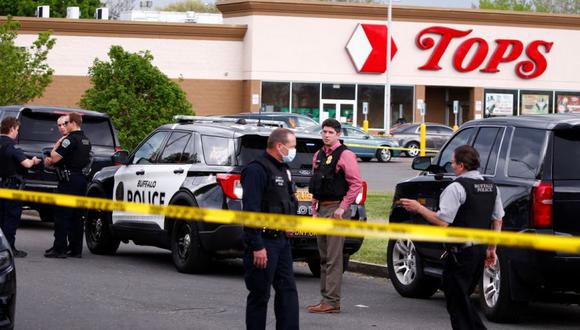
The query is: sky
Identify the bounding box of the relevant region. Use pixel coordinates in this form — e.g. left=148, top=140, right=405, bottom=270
left=145, top=0, right=480, bottom=10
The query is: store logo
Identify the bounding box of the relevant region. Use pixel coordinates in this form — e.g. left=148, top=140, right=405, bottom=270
left=416, top=26, right=553, bottom=79
left=346, top=24, right=398, bottom=74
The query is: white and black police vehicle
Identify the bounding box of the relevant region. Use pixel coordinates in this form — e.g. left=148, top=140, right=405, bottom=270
left=86, top=116, right=367, bottom=276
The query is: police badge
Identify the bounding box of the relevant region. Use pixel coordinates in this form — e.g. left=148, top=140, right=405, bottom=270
left=325, top=155, right=333, bottom=165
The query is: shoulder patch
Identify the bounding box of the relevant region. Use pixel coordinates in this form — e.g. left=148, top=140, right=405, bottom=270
left=62, top=139, right=71, bottom=148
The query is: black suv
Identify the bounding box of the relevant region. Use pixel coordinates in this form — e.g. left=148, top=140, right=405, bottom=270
left=388, top=114, right=580, bottom=322
left=85, top=116, right=367, bottom=276
left=0, top=106, right=121, bottom=222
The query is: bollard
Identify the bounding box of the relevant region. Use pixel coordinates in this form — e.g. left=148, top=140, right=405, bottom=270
left=363, top=119, right=369, bottom=132
left=420, top=123, right=426, bottom=156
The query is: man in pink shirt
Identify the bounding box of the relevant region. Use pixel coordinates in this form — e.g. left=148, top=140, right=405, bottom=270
left=307, top=118, right=362, bottom=314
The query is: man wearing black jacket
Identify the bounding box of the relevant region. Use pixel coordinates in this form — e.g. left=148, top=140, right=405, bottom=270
left=241, top=128, right=299, bottom=330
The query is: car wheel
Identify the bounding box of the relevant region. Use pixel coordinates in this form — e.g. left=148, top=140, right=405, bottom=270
left=405, top=142, right=420, bottom=157
left=376, top=147, right=392, bottom=162
left=480, top=251, right=525, bottom=323
left=85, top=193, right=120, bottom=255
left=171, top=220, right=211, bottom=274
left=307, top=255, right=350, bottom=278
left=387, top=239, right=439, bottom=298
left=360, top=157, right=372, bottom=162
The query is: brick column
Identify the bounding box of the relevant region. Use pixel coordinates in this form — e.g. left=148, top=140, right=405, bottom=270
left=243, top=80, right=262, bottom=113
left=414, top=85, right=426, bottom=122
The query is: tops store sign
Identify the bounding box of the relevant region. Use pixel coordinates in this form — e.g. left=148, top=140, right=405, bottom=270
left=346, top=24, right=554, bottom=80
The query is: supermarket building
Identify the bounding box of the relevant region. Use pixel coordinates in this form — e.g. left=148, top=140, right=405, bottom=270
left=8, top=0, right=580, bottom=132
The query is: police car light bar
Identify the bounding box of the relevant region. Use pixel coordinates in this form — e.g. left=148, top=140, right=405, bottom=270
left=173, top=115, right=284, bottom=128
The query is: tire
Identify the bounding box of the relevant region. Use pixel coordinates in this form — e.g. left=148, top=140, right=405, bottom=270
left=405, top=142, right=420, bottom=157
left=171, top=220, right=211, bottom=274
left=85, top=192, right=120, bottom=255
left=307, top=255, right=350, bottom=278
left=480, top=251, right=525, bottom=323
left=387, top=239, right=439, bottom=298
left=376, top=147, right=392, bottom=162
left=360, top=157, right=372, bottom=162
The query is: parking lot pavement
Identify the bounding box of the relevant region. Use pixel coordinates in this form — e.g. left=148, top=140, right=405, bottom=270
left=14, top=220, right=580, bottom=330
left=359, top=157, right=419, bottom=193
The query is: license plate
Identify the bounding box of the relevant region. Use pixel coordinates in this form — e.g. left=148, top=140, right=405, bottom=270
left=295, top=189, right=313, bottom=202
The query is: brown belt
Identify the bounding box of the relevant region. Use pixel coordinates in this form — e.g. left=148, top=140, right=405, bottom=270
left=319, top=200, right=341, bottom=206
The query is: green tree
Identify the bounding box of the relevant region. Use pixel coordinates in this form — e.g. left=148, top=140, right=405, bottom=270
left=80, top=45, right=194, bottom=150
left=480, top=0, right=579, bottom=14
left=160, top=0, right=219, bottom=13
left=0, top=0, right=102, bottom=18
left=0, top=17, right=56, bottom=105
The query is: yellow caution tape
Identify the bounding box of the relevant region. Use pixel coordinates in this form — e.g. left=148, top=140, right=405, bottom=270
left=1, top=188, right=580, bottom=254
left=345, top=143, right=439, bottom=153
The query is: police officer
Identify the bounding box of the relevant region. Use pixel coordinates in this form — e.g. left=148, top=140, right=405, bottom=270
left=307, top=118, right=362, bottom=314
left=44, top=113, right=91, bottom=259
left=0, top=117, right=42, bottom=258
left=241, top=128, right=299, bottom=330
left=401, top=145, right=504, bottom=330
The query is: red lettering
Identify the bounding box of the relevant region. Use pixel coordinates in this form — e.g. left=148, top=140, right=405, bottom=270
left=516, top=40, right=553, bottom=79
left=453, top=38, right=489, bottom=72
left=416, top=26, right=472, bottom=70
left=481, top=39, right=524, bottom=73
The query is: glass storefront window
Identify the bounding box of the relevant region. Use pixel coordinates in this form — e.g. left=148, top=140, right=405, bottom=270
left=555, top=91, right=580, bottom=113
left=261, top=82, right=290, bottom=112
left=391, top=86, right=414, bottom=127
left=357, top=85, right=384, bottom=129
left=520, top=90, right=553, bottom=115
left=322, top=84, right=355, bottom=100
left=484, top=89, right=517, bottom=117
left=292, top=83, right=320, bottom=122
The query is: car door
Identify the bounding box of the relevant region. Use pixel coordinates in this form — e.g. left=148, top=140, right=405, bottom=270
left=112, top=131, right=194, bottom=230
left=343, top=127, right=372, bottom=157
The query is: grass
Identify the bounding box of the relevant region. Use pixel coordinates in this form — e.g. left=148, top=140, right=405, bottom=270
left=350, top=193, right=393, bottom=265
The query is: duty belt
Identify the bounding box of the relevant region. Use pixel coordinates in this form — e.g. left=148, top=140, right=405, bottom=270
left=261, top=229, right=283, bottom=239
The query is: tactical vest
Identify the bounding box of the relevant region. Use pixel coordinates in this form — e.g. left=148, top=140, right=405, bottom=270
left=60, top=130, right=92, bottom=172
left=0, top=136, right=23, bottom=178
left=252, top=155, right=297, bottom=215
left=309, top=145, right=349, bottom=201
left=451, top=177, right=497, bottom=230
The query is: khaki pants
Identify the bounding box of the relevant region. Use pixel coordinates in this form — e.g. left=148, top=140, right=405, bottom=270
left=317, top=202, right=346, bottom=307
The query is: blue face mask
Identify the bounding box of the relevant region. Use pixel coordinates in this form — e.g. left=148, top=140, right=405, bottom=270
left=282, top=145, right=297, bottom=163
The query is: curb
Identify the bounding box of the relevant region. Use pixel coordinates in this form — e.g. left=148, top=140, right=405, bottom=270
left=348, top=260, right=389, bottom=278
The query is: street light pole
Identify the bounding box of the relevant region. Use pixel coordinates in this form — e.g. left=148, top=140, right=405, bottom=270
left=385, top=0, right=393, bottom=133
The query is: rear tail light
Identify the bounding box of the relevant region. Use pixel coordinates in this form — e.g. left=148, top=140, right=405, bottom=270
left=531, top=181, right=553, bottom=228
left=355, top=181, right=367, bottom=205
left=217, top=174, right=243, bottom=200
left=114, top=146, right=123, bottom=153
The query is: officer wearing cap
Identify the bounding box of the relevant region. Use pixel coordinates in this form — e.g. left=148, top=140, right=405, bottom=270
left=401, top=145, right=504, bottom=330
left=44, top=113, right=91, bottom=258
left=0, top=117, right=42, bottom=258
left=241, top=127, right=299, bottom=330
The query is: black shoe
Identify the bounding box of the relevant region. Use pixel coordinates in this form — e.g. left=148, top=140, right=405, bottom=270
left=13, top=250, right=27, bottom=258
left=45, top=247, right=54, bottom=254
left=67, top=252, right=82, bottom=258
left=44, top=250, right=67, bottom=258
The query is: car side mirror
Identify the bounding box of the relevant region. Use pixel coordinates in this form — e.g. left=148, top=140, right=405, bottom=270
left=363, top=135, right=370, bottom=139
left=412, top=156, right=433, bottom=171
left=113, top=150, right=130, bottom=165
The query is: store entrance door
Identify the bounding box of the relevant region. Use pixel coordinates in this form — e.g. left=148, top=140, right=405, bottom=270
left=321, top=100, right=356, bottom=126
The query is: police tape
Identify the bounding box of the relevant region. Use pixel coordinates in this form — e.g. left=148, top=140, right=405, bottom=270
left=2, top=187, right=580, bottom=254
left=345, top=143, right=440, bottom=153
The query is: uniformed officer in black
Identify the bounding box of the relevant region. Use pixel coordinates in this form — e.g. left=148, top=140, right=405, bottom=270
left=241, top=128, right=299, bottom=330
left=0, top=117, right=42, bottom=258
left=401, top=145, right=504, bottom=330
left=44, top=113, right=92, bottom=258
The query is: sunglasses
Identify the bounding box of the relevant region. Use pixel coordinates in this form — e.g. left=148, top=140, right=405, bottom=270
left=57, top=121, right=69, bottom=127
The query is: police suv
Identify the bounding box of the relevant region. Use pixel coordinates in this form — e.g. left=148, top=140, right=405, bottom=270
left=85, top=116, right=367, bottom=275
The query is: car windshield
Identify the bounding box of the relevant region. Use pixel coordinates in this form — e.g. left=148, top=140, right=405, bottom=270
left=19, top=112, right=116, bottom=147
left=293, top=116, right=319, bottom=128
left=390, top=124, right=414, bottom=134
